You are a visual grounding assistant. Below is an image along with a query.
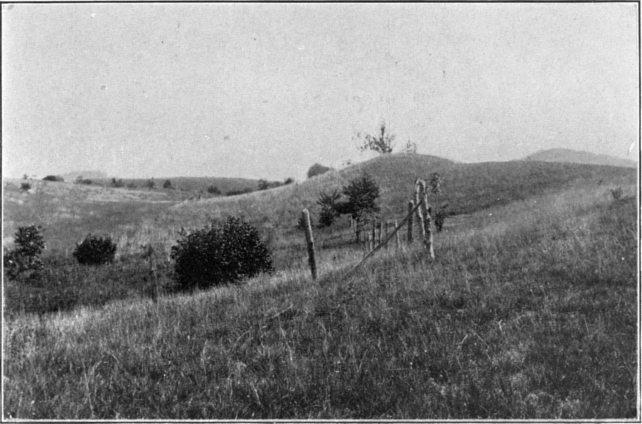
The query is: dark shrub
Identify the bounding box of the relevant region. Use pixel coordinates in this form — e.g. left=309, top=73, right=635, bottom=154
left=307, top=163, right=333, bottom=179
left=111, top=178, right=125, bottom=188
left=258, top=179, right=270, bottom=190
left=226, top=187, right=254, bottom=196
left=207, top=185, right=221, bottom=195
left=73, top=234, right=117, bottom=265
left=170, top=216, right=273, bottom=291
left=163, top=179, right=173, bottom=189
left=20, top=182, right=31, bottom=191
left=3, top=225, right=45, bottom=282
left=284, top=177, right=295, bottom=185
left=43, top=175, right=64, bottom=182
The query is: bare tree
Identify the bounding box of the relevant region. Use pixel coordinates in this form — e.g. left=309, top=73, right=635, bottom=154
left=355, top=121, right=396, bottom=154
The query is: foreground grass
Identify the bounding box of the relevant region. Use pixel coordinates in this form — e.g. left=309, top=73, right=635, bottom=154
left=3, top=185, right=637, bottom=419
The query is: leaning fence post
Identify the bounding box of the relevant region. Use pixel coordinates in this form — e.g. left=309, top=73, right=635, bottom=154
left=301, top=209, right=317, bottom=280
left=408, top=201, right=414, bottom=244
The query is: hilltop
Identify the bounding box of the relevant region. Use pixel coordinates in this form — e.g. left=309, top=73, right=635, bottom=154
left=523, top=148, right=636, bottom=168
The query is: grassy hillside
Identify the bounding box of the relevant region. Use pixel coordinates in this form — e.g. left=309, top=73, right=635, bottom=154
left=4, top=154, right=636, bottom=263
left=3, top=182, right=637, bottom=419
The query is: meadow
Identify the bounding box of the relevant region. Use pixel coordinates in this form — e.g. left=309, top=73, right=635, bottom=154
left=2, top=154, right=638, bottom=419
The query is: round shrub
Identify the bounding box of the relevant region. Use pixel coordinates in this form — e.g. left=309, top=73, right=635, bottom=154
left=170, top=216, right=274, bottom=291
left=73, top=234, right=117, bottom=265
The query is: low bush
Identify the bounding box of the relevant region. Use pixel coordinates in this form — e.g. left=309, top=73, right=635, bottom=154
left=170, top=216, right=274, bottom=291
left=73, top=234, right=117, bottom=265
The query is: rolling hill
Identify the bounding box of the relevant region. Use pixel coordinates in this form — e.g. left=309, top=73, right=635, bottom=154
left=4, top=153, right=636, bottom=259
left=523, top=148, right=637, bottom=168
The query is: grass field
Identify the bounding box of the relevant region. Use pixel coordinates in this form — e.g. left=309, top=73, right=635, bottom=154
left=3, top=161, right=638, bottom=419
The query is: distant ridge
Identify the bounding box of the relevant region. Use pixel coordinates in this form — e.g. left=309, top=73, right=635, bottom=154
left=60, top=170, right=109, bottom=180
left=523, top=148, right=636, bottom=168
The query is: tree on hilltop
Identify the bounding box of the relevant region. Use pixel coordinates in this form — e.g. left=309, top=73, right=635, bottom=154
left=355, top=121, right=396, bottom=155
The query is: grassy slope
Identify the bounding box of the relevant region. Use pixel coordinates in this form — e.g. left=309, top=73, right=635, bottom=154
left=5, top=154, right=635, bottom=258
left=3, top=182, right=637, bottom=419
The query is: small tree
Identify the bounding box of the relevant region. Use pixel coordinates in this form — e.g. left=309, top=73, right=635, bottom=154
left=3, top=225, right=45, bottom=282
left=355, top=121, right=396, bottom=155
left=404, top=139, right=418, bottom=154
left=429, top=173, right=442, bottom=194
left=145, top=179, right=155, bottom=189
left=163, top=179, right=173, bottom=189
left=435, top=203, right=449, bottom=232
left=341, top=172, right=381, bottom=221
left=307, top=163, right=333, bottom=179
left=316, top=189, right=341, bottom=227
left=284, top=177, right=295, bottom=185
left=258, top=179, right=270, bottom=190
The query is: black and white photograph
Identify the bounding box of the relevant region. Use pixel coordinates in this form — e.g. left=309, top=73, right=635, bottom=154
left=2, top=2, right=639, bottom=419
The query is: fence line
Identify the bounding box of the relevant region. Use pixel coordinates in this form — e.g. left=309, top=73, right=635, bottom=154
left=342, top=199, right=424, bottom=280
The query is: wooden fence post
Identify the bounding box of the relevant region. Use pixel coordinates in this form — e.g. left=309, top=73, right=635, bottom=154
left=422, top=187, right=435, bottom=259
left=395, top=220, right=400, bottom=249
left=378, top=220, right=384, bottom=247
left=417, top=180, right=427, bottom=239
left=408, top=200, right=414, bottom=244
left=371, top=219, right=376, bottom=249
left=301, top=209, right=317, bottom=280
left=368, top=233, right=373, bottom=252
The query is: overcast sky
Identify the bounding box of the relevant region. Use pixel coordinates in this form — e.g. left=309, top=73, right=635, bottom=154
left=2, top=3, right=639, bottom=180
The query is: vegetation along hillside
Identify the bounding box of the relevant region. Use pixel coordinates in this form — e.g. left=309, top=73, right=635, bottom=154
left=3, top=175, right=637, bottom=418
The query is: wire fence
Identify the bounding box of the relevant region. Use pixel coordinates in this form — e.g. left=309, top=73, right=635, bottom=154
left=273, top=213, right=471, bottom=254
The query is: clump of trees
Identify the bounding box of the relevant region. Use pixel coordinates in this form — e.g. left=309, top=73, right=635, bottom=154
left=3, top=225, right=45, bottom=282
left=43, top=175, right=64, bottom=182
left=307, top=163, right=333, bottom=179
left=75, top=176, right=93, bottom=185
left=316, top=172, right=381, bottom=228
left=73, top=234, right=117, bottom=265
left=111, top=178, right=125, bottom=188
left=207, top=185, right=221, bottom=195
left=258, top=178, right=296, bottom=191
left=170, top=216, right=273, bottom=291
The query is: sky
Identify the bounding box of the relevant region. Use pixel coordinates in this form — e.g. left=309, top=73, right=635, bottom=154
left=2, top=3, right=639, bottom=180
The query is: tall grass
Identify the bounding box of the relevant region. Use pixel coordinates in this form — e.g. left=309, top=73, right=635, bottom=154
left=3, top=183, right=637, bottom=419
